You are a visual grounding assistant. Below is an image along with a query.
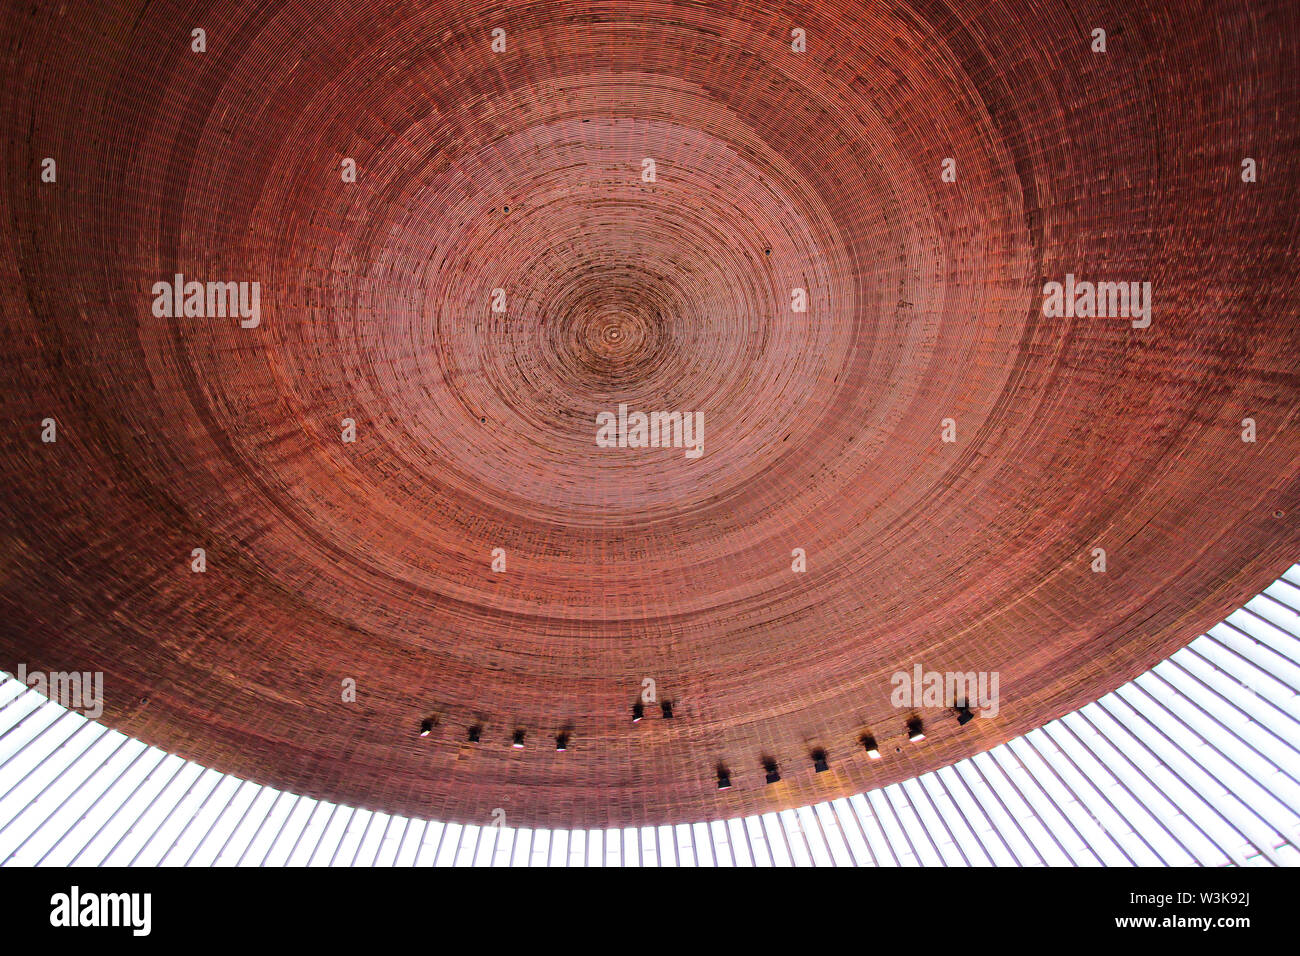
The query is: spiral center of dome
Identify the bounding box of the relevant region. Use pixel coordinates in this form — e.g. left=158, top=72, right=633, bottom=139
left=570, top=304, right=658, bottom=374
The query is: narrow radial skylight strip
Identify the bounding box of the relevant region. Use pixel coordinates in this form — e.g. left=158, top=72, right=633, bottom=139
left=2, top=564, right=1300, bottom=866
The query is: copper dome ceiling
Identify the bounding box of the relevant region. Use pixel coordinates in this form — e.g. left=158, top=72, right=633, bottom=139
left=1, top=0, right=1298, bottom=829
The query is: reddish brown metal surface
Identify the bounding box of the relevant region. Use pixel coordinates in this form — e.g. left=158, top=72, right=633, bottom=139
left=0, top=0, right=1298, bottom=828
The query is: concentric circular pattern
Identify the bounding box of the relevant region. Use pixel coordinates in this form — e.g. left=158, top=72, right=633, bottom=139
left=0, top=0, right=1298, bottom=828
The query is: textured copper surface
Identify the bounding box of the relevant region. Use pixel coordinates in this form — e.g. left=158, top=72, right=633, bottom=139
left=1, top=0, right=1298, bottom=828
